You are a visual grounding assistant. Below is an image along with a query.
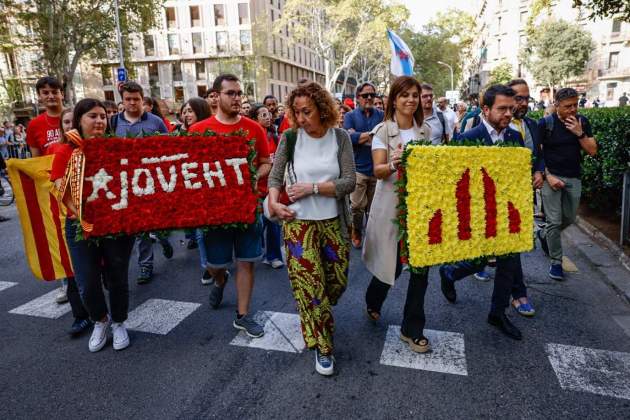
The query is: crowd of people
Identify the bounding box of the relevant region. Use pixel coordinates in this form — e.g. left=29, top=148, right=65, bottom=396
left=1, top=73, right=597, bottom=376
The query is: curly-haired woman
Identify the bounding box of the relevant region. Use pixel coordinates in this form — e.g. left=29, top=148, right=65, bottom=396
left=267, top=82, right=355, bottom=375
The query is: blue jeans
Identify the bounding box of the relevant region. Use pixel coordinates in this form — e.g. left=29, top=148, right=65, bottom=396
left=65, top=220, right=134, bottom=323
left=263, top=216, right=283, bottom=262
left=195, top=229, right=208, bottom=270
left=202, top=216, right=263, bottom=268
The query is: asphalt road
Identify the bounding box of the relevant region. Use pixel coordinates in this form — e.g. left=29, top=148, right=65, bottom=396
left=1, top=203, right=630, bottom=419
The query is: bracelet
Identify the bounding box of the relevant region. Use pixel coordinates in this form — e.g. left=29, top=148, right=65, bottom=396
left=389, top=161, right=397, bottom=172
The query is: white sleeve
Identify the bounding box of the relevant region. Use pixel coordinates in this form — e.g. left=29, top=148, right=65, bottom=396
left=371, top=136, right=386, bottom=150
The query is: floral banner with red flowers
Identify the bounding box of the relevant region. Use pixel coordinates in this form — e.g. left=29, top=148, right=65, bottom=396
left=79, top=133, right=257, bottom=238
left=396, top=142, right=534, bottom=270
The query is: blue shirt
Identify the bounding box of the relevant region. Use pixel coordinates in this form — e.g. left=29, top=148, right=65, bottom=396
left=343, top=106, right=384, bottom=176
left=114, top=112, right=168, bottom=137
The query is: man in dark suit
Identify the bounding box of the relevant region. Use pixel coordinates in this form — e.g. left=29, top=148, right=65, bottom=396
left=439, top=84, right=528, bottom=340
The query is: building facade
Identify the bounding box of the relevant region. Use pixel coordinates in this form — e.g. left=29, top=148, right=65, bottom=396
left=463, top=0, right=630, bottom=106
left=92, top=0, right=328, bottom=106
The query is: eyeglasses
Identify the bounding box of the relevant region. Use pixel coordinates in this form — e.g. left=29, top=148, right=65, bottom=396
left=221, top=90, right=244, bottom=98
left=515, top=95, right=532, bottom=103
left=359, top=93, right=376, bottom=99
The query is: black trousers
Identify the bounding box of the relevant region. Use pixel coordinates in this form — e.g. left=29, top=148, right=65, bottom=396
left=66, top=276, right=89, bottom=320
left=365, top=262, right=429, bottom=340
left=445, top=254, right=523, bottom=317
left=66, top=220, right=134, bottom=323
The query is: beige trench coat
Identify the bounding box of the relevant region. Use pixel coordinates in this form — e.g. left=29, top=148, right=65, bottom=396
left=361, top=119, right=430, bottom=285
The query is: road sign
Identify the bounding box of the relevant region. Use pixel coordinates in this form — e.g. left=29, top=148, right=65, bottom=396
left=117, top=67, right=127, bottom=82
left=446, top=90, right=459, bottom=103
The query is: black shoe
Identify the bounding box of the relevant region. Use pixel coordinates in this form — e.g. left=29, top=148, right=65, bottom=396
left=187, top=239, right=198, bottom=250
left=162, top=242, right=174, bottom=259
left=69, top=318, right=93, bottom=337
left=536, top=229, right=549, bottom=257
left=137, top=267, right=153, bottom=285
left=209, top=271, right=229, bottom=309
left=487, top=313, right=522, bottom=340
left=439, top=265, right=457, bottom=303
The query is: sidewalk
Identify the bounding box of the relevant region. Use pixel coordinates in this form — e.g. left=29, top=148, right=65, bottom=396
left=564, top=223, right=630, bottom=305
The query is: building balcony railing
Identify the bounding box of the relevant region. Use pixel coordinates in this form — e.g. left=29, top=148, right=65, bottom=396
left=607, top=31, right=630, bottom=42
left=598, top=67, right=630, bottom=79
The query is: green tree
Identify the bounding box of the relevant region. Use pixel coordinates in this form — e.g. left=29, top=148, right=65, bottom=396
left=405, top=9, right=476, bottom=96
left=486, top=61, right=514, bottom=87
left=521, top=20, right=594, bottom=91
left=573, top=0, right=630, bottom=21
left=3, top=0, right=162, bottom=104
left=275, top=0, right=408, bottom=92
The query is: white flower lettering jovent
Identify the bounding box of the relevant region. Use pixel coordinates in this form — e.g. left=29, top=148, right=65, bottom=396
left=84, top=153, right=248, bottom=211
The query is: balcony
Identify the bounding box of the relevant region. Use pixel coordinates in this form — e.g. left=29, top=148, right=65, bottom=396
left=607, top=31, right=630, bottom=43
left=598, top=67, right=630, bottom=80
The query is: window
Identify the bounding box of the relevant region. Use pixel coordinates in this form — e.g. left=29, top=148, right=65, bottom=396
left=190, top=6, right=201, bottom=27
left=192, top=32, right=203, bottom=54
left=612, top=18, right=622, bottom=34
left=174, top=86, right=185, bottom=102
left=105, top=90, right=115, bottom=101
left=240, top=30, right=251, bottom=51
left=168, top=34, right=180, bottom=55
left=195, top=60, right=205, bottom=80
left=607, top=82, right=617, bottom=101
left=172, top=62, right=183, bottom=82
left=238, top=3, right=250, bottom=25
left=166, top=7, right=177, bottom=29
left=497, top=17, right=501, bottom=33
left=609, top=51, right=619, bottom=68
left=143, top=34, right=155, bottom=56
left=101, top=66, right=113, bottom=85
left=216, top=31, right=228, bottom=53
left=497, top=39, right=501, bottom=56
left=214, top=4, right=226, bottom=26
left=148, top=62, right=160, bottom=97
left=197, top=85, right=207, bottom=97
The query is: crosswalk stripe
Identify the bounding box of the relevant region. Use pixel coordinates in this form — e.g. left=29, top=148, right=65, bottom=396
left=230, top=311, right=305, bottom=353
left=0, top=281, right=18, bottom=292
left=546, top=343, right=630, bottom=400
left=8, top=289, right=71, bottom=319
left=379, top=326, right=468, bottom=376
left=125, top=298, right=201, bottom=335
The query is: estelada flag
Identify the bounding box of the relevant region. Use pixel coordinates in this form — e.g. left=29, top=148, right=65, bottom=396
left=6, top=156, right=73, bottom=281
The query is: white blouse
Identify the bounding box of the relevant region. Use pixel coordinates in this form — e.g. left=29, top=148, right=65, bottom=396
left=289, top=128, right=339, bottom=220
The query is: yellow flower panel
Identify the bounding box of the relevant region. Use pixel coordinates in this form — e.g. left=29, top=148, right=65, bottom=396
left=405, top=145, right=533, bottom=267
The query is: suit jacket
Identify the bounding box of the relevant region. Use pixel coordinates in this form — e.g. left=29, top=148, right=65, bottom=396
left=458, top=122, right=524, bottom=146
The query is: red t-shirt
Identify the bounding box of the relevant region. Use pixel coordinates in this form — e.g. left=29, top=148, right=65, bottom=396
left=278, top=116, right=291, bottom=135
left=189, top=115, right=270, bottom=195
left=26, top=113, right=62, bottom=155
left=163, top=117, right=175, bottom=132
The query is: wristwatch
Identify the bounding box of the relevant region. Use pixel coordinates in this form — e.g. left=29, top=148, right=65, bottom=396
left=577, top=132, right=586, bottom=139
left=312, top=183, right=319, bottom=195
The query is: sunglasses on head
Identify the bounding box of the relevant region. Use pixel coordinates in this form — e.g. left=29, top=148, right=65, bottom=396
left=359, top=93, right=376, bottom=99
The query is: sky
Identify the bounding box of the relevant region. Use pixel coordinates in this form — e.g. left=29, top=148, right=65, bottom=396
left=399, top=0, right=477, bottom=30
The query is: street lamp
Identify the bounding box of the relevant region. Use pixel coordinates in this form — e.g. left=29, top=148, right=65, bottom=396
left=437, top=61, right=454, bottom=91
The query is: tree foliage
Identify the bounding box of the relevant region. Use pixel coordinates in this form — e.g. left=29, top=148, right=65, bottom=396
left=486, top=61, right=514, bottom=87
left=521, top=20, right=593, bottom=90
left=274, top=0, right=408, bottom=92
left=3, top=0, right=162, bottom=104
left=574, top=0, right=630, bottom=21
left=405, top=9, right=476, bottom=96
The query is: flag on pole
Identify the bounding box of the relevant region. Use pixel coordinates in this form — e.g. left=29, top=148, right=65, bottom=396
left=6, top=156, right=74, bottom=281
left=387, top=29, right=415, bottom=76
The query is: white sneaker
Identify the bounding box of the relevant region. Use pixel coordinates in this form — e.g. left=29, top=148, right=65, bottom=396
left=89, top=318, right=111, bottom=353
left=55, top=285, right=68, bottom=304
left=201, top=270, right=214, bottom=285
left=315, top=350, right=334, bottom=376
left=112, top=322, right=130, bottom=351
left=270, top=259, right=284, bottom=269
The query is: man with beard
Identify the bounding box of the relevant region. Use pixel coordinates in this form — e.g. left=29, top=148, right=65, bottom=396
left=439, top=84, right=528, bottom=341
left=189, top=74, right=271, bottom=338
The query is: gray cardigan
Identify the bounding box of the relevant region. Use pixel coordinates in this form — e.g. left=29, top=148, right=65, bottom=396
left=267, top=127, right=356, bottom=240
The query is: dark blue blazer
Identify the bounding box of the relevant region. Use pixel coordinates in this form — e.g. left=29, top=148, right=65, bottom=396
left=523, top=116, right=545, bottom=173
left=458, top=122, right=524, bottom=146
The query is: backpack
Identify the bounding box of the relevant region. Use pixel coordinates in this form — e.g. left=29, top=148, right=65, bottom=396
left=436, top=111, right=449, bottom=143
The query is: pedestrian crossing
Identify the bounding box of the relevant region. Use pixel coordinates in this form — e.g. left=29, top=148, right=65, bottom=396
left=3, top=284, right=630, bottom=401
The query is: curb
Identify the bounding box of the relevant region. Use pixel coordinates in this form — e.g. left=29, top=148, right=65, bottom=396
left=575, top=215, right=630, bottom=272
